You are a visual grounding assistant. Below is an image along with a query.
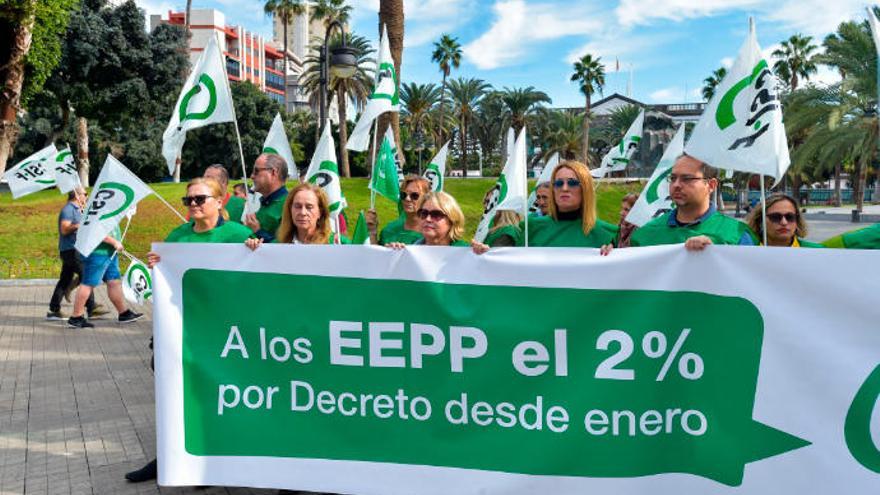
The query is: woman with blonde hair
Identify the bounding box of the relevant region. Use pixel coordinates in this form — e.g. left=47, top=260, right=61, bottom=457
left=366, top=175, right=431, bottom=245
left=479, top=185, right=523, bottom=246
left=247, top=183, right=349, bottom=249
left=387, top=191, right=469, bottom=249
left=746, top=193, right=822, bottom=247
left=523, top=160, right=617, bottom=248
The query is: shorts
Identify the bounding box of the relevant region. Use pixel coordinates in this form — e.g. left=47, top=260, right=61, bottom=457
left=80, top=252, right=121, bottom=287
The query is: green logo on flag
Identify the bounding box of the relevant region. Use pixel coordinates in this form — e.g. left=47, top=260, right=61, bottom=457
left=262, top=146, right=279, bottom=155
left=845, top=364, right=880, bottom=473
left=483, top=175, right=508, bottom=215
left=425, top=163, right=443, bottom=192
left=714, top=60, right=779, bottom=150
left=309, top=161, right=342, bottom=213
left=646, top=166, right=673, bottom=203
left=179, top=74, right=219, bottom=124
left=372, top=62, right=400, bottom=106
left=83, top=181, right=135, bottom=225
left=127, top=263, right=153, bottom=302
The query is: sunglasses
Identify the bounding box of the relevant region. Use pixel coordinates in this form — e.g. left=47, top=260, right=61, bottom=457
left=417, top=208, right=447, bottom=221
left=181, top=195, right=211, bottom=207
left=667, top=174, right=707, bottom=184
left=553, top=178, right=581, bottom=189
left=400, top=191, right=421, bottom=201
left=767, top=212, right=797, bottom=224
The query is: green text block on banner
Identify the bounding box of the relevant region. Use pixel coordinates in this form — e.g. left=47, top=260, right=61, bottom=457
left=152, top=244, right=880, bottom=494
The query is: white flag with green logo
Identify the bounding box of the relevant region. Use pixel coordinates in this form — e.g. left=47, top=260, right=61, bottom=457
left=162, top=35, right=235, bottom=175
left=2, top=144, right=58, bottom=199
left=370, top=126, right=401, bottom=202
left=474, top=128, right=527, bottom=242
left=347, top=25, right=399, bottom=151
left=606, top=108, right=644, bottom=172
left=123, top=258, right=153, bottom=305
left=75, top=156, right=154, bottom=257
left=52, top=147, right=81, bottom=194
left=626, top=125, right=685, bottom=227
left=527, top=152, right=558, bottom=214
left=684, top=20, right=789, bottom=180
left=305, top=124, right=347, bottom=221
left=423, top=141, right=449, bottom=192
left=262, top=113, right=297, bottom=178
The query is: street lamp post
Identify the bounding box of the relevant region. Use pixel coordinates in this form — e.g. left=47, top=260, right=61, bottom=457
left=319, top=19, right=357, bottom=134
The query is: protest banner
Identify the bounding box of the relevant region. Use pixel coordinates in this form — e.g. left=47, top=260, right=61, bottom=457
left=152, top=244, right=880, bottom=493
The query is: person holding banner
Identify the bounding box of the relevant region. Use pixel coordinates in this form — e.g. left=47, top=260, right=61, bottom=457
left=246, top=183, right=349, bottom=249
left=67, top=226, right=142, bottom=328
left=243, top=154, right=289, bottom=242
left=47, top=187, right=107, bottom=320
left=516, top=161, right=617, bottom=249
left=533, top=182, right=551, bottom=217
left=366, top=175, right=430, bottom=245
left=387, top=192, right=469, bottom=249
left=630, top=155, right=756, bottom=250
left=617, top=193, right=639, bottom=248
left=745, top=194, right=822, bottom=248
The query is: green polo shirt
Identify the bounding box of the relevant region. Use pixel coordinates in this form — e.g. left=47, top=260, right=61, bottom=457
left=255, top=187, right=288, bottom=242
left=92, top=225, right=122, bottom=256
left=484, top=223, right=523, bottom=247
left=378, top=216, right=423, bottom=245
left=838, top=223, right=880, bottom=249
left=796, top=238, right=825, bottom=248
left=225, top=195, right=245, bottom=223
left=164, top=219, right=253, bottom=243
left=519, top=216, right=618, bottom=248
left=630, top=208, right=757, bottom=247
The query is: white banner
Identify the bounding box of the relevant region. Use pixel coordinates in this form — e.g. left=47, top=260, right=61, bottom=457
left=153, top=244, right=880, bottom=493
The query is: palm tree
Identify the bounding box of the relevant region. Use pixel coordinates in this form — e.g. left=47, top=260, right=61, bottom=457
left=702, top=67, right=727, bottom=101
left=310, top=0, right=352, bottom=28
left=401, top=82, right=442, bottom=145
left=570, top=54, right=605, bottom=165
left=540, top=110, right=585, bottom=161
left=431, top=34, right=463, bottom=140
left=498, top=86, right=552, bottom=134
left=301, top=33, right=374, bottom=177
left=265, top=0, right=306, bottom=116
left=773, top=34, right=818, bottom=91
left=448, top=77, right=491, bottom=174
left=472, top=92, right=507, bottom=167
left=378, top=0, right=404, bottom=164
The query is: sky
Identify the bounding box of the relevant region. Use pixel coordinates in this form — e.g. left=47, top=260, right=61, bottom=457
left=133, top=0, right=869, bottom=108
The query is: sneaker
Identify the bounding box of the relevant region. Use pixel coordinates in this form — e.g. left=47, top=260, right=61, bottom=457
left=46, top=310, right=67, bottom=321
left=125, top=458, right=157, bottom=482
left=88, top=304, right=109, bottom=319
left=118, top=310, right=144, bottom=323
left=67, top=316, right=94, bottom=329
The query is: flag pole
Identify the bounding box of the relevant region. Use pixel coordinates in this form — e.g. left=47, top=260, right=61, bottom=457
left=759, top=174, right=768, bottom=246
left=214, top=31, right=249, bottom=188
left=152, top=191, right=188, bottom=223
left=369, top=119, right=379, bottom=210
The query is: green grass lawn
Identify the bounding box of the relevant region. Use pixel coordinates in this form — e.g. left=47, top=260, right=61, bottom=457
left=0, top=178, right=641, bottom=279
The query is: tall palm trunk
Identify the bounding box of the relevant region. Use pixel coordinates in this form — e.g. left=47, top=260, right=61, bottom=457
left=337, top=88, right=351, bottom=177
left=833, top=162, right=841, bottom=206
left=438, top=71, right=448, bottom=141
left=76, top=117, right=90, bottom=187
left=582, top=94, right=591, bottom=165
left=460, top=118, right=467, bottom=175
left=0, top=1, right=36, bottom=177
left=378, top=0, right=404, bottom=165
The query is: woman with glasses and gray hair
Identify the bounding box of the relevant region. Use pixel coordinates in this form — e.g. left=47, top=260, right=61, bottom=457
left=745, top=193, right=822, bottom=247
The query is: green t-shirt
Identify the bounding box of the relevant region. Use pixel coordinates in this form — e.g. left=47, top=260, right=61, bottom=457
left=225, top=195, right=245, bottom=224
left=841, top=223, right=880, bottom=249
left=630, top=210, right=756, bottom=247
left=796, top=238, right=825, bottom=248
left=484, top=223, right=523, bottom=247
left=92, top=225, right=122, bottom=256
left=164, top=220, right=254, bottom=243
left=378, top=216, right=423, bottom=245
left=518, top=216, right=618, bottom=248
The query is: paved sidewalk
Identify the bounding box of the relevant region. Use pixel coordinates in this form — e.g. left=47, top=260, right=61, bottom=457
left=0, top=283, right=276, bottom=495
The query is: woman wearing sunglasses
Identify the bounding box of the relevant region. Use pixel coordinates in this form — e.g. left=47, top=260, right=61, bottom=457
left=146, top=178, right=253, bottom=267
left=246, top=183, right=349, bottom=249
left=522, top=160, right=616, bottom=249
left=387, top=191, right=469, bottom=249
left=746, top=193, right=822, bottom=247
left=366, top=175, right=430, bottom=245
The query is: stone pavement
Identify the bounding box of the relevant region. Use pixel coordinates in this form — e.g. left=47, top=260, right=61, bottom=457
left=0, top=283, right=277, bottom=495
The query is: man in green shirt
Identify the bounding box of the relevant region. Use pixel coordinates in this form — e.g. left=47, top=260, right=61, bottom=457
left=244, top=153, right=288, bottom=243
left=203, top=163, right=245, bottom=222
left=630, top=154, right=756, bottom=250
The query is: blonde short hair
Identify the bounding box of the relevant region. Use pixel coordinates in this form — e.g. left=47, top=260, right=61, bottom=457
left=187, top=177, right=228, bottom=220
left=419, top=191, right=466, bottom=242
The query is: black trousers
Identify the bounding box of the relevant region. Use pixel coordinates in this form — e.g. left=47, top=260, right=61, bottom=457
left=49, top=249, right=95, bottom=313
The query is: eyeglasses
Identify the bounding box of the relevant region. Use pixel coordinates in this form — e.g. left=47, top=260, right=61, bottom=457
left=400, top=191, right=421, bottom=201
left=417, top=208, right=447, bottom=221
left=181, top=195, right=211, bottom=207
left=553, top=178, right=581, bottom=189
left=767, top=212, right=797, bottom=224
left=667, top=174, right=707, bottom=184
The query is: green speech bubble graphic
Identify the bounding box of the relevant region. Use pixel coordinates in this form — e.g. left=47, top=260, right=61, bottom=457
left=180, top=270, right=809, bottom=487
left=845, top=365, right=880, bottom=473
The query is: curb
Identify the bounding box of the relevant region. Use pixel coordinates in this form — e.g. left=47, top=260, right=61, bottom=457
left=0, top=279, right=56, bottom=287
